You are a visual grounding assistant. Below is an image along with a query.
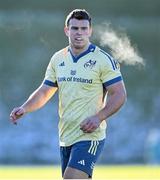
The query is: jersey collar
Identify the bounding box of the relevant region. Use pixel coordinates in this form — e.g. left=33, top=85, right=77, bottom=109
left=68, top=44, right=96, bottom=63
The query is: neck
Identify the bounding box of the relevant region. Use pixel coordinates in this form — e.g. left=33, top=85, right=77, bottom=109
left=70, top=43, right=91, bottom=57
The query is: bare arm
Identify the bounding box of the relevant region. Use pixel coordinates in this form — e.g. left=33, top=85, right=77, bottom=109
left=80, top=81, right=127, bottom=133
left=97, top=81, right=127, bottom=121
left=10, top=84, right=57, bottom=124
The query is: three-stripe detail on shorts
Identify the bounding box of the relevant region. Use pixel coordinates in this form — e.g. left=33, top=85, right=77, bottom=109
left=88, top=141, right=99, bottom=155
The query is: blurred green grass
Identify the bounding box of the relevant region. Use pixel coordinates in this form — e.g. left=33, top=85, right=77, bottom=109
left=0, top=165, right=160, bottom=180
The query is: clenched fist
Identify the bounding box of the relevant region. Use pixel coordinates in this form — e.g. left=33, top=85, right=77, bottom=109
left=10, top=107, right=26, bottom=124
left=80, top=115, right=101, bottom=133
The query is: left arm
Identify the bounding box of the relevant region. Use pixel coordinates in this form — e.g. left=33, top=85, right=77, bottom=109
left=80, top=81, right=127, bottom=133
left=97, top=80, right=126, bottom=121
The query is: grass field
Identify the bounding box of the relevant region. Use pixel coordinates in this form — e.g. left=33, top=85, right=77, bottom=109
left=0, top=165, right=159, bottom=180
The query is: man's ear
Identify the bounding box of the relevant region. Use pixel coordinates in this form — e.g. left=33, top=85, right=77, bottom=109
left=64, top=26, right=69, bottom=37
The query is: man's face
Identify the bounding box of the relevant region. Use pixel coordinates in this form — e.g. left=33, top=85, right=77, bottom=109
left=64, top=18, right=92, bottom=49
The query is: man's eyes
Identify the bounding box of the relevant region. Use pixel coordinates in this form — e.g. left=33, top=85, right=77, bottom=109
left=71, top=27, right=79, bottom=30
left=81, top=27, right=88, bottom=30
left=71, top=27, right=88, bottom=30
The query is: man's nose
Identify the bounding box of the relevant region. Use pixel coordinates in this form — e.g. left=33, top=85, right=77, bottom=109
left=76, top=28, right=82, bottom=35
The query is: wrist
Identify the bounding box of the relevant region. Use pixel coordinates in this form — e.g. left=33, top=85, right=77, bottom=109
left=21, top=105, right=27, bottom=114
left=96, top=114, right=103, bottom=123
left=96, top=111, right=107, bottom=122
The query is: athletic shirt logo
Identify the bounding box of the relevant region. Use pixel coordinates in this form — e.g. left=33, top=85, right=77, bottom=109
left=84, top=60, right=96, bottom=69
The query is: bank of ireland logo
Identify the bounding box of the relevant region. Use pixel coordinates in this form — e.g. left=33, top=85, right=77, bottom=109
left=84, top=59, right=96, bottom=69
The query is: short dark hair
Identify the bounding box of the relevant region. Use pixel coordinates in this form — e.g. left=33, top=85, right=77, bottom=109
left=65, top=9, right=91, bottom=27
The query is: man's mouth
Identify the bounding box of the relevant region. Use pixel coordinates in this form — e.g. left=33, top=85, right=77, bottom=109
left=75, top=37, right=83, bottom=41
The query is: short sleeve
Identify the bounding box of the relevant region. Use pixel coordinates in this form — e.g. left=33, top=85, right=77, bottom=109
left=99, top=50, right=122, bottom=87
left=43, top=55, right=58, bottom=87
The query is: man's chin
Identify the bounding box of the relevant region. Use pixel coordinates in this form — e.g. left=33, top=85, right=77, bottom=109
left=74, top=43, right=86, bottom=49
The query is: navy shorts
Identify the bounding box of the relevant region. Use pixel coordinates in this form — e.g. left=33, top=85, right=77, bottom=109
left=60, top=139, right=105, bottom=177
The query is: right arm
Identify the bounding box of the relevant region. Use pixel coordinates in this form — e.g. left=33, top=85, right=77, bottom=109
left=10, top=84, right=57, bottom=124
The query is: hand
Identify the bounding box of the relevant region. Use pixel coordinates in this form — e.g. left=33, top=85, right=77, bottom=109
left=10, top=107, right=26, bottom=125
left=80, top=115, right=101, bottom=133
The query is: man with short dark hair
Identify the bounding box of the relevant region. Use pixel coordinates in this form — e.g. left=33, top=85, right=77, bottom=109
left=10, top=9, right=126, bottom=179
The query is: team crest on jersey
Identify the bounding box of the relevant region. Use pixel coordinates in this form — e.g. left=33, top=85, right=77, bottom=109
left=84, top=60, right=96, bottom=69
left=70, top=70, right=76, bottom=76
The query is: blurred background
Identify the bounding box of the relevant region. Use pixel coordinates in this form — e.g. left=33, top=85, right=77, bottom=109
left=0, top=0, right=160, bottom=166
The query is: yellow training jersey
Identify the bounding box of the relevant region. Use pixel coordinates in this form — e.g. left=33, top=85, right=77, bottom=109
left=44, top=44, right=122, bottom=146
